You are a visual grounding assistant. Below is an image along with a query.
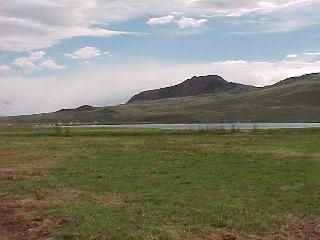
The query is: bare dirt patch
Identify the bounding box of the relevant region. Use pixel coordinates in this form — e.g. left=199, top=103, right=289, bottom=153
left=0, top=187, right=142, bottom=239
left=0, top=188, right=81, bottom=240
left=204, top=215, right=320, bottom=240
left=271, top=214, right=320, bottom=240
left=0, top=145, right=71, bottom=239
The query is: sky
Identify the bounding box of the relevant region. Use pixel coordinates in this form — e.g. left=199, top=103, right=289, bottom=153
left=0, top=0, right=320, bottom=115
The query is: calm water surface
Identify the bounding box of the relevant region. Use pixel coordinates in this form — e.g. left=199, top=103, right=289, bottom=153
left=67, top=123, right=320, bottom=130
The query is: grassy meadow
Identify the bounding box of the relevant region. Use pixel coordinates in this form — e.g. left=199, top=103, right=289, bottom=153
left=0, top=126, right=319, bottom=239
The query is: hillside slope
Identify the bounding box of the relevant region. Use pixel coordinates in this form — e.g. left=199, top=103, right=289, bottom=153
left=128, top=75, right=252, bottom=103
left=1, top=73, right=319, bottom=124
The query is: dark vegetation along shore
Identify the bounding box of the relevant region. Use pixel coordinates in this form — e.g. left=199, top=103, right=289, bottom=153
left=0, top=73, right=319, bottom=125
left=0, top=126, right=319, bottom=239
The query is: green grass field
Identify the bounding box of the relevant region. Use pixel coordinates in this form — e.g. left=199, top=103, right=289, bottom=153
left=0, top=127, right=319, bottom=239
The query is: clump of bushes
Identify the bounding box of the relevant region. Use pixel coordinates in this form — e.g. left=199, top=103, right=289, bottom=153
left=175, top=125, right=241, bottom=135
left=231, top=124, right=240, bottom=133
left=253, top=123, right=259, bottom=132
left=53, top=124, right=63, bottom=133
left=52, top=124, right=70, bottom=134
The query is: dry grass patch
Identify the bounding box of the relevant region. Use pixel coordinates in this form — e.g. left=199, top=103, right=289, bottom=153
left=0, top=147, right=58, bottom=182
left=0, top=187, right=143, bottom=239
left=202, top=215, right=320, bottom=240
left=0, top=188, right=83, bottom=240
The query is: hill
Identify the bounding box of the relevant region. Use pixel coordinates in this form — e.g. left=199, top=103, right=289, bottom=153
left=0, top=73, right=319, bottom=124
left=128, top=75, right=253, bottom=103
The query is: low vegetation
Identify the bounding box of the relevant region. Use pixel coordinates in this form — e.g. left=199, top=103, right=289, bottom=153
left=0, top=127, right=319, bottom=239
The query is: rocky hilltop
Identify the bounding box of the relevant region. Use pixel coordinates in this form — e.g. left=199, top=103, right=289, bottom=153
left=128, top=75, right=253, bottom=103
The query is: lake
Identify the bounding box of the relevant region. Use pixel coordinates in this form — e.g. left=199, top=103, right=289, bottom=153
left=67, top=123, right=320, bottom=130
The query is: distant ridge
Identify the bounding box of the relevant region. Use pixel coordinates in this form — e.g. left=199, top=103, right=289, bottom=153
left=269, top=72, right=320, bottom=87
left=0, top=73, right=319, bottom=124
left=56, top=105, right=95, bottom=113
left=128, top=75, right=253, bottom=103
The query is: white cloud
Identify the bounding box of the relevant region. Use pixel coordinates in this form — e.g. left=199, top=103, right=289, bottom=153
left=171, top=12, right=184, bottom=16
left=201, top=0, right=317, bottom=17
left=228, top=10, right=317, bottom=35
left=284, top=52, right=320, bottom=63
left=1, top=0, right=319, bottom=52
left=286, top=54, right=298, bottom=58
left=304, top=52, right=320, bottom=56
left=95, top=0, right=319, bottom=21
left=0, top=65, right=11, bottom=72
left=65, top=46, right=101, bottom=60
left=13, top=51, right=66, bottom=72
left=1, top=53, right=320, bottom=115
left=13, top=51, right=45, bottom=72
left=261, top=19, right=315, bottom=33
left=39, top=59, right=67, bottom=70
left=0, top=0, right=128, bottom=52
left=147, top=15, right=208, bottom=29
left=176, top=17, right=208, bottom=28
left=147, top=15, right=175, bottom=26
left=210, top=59, right=320, bottom=86
left=0, top=65, right=11, bottom=79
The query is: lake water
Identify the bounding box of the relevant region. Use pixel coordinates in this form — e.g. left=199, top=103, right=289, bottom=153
left=67, top=123, right=320, bottom=130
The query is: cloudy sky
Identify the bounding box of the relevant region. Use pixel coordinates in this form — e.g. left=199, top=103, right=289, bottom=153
left=1, top=0, right=320, bottom=115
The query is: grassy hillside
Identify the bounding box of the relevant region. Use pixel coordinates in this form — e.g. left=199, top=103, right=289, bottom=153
left=1, top=73, right=319, bottom=124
